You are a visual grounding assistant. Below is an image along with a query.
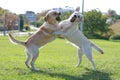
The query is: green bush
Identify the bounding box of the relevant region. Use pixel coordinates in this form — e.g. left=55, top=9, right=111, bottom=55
left=36, top=18, right=44, bottom=27
left=25, top=26, right=30, bottom=31
left=84, top=33, right=108, bottom=40
left=109, top=35, right=120, bottom=40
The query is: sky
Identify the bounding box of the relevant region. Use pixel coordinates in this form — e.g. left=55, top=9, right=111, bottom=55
left=0, top=0, right=120, bottom=14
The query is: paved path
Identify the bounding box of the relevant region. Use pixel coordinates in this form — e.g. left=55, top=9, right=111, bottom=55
left=0, top=25, right=38, bottom=36
left=0, top=31, right=34, bottom=36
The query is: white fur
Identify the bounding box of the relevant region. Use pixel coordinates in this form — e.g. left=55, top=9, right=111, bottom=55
left=54, top=7, right=104, bottom=70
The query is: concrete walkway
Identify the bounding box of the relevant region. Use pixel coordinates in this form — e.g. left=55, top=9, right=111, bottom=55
left=0, top=25, right=38, bottom=36
left=0, top=31, right=34, bottom=36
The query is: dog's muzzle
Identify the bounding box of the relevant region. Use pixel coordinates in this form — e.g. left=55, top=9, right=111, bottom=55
left=56, top=16, right=61, bottom=21
left=70, top=14, right=83, bottom=22
left=56, top=12, right=61, bottom=21
left=70, top=15, right=76, bottom=22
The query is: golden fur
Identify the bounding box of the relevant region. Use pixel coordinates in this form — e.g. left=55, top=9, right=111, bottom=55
left=8, top=10, right=61, bottom=71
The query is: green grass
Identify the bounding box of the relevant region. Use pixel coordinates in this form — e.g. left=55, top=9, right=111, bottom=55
left=0, top=36, right=120, bottom=80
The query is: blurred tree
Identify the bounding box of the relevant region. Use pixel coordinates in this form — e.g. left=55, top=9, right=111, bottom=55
left=0, top=8, right=19, bottom=30
left=37, top=10, right=49, bottom=19
left=61, top=11, right=73, bottom=20
left=0, top=7, right=4, bottom=16
left=33, top=10, right=50, bottom=27
left=19, top=14, right=24, bottom=31
left=0, top=7, right=4, bottom=27
left=84, top=9, right=108, bottom=35
left=106, top=9, right=120, bottom=25
left=23, top=16, right=30, bottom=30
left=36, top=17, right=44, bottom=27
left=107, top=9, right=117, bottom=18
left=5, top=13, right=18, bottom=30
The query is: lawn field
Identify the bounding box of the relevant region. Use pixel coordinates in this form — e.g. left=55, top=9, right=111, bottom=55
left=0, top=36, right=120, bottom=80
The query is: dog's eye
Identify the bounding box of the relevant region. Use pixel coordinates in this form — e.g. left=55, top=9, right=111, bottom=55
left=78, top=16, right=80, bottom=18
left=53, top=12, right=57, bottom=15
left=58, top=12, right=61, bottom=15
left=74, top=15, right=77, bottom=18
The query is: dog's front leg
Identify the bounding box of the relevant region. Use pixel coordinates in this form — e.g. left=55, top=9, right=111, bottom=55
left=53, top=31, right=67, bottom=37
left=76, top=48, right=84, bottom=67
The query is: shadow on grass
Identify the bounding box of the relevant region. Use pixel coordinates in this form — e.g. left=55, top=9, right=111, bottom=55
left=29, top=68, right=112, bottom=80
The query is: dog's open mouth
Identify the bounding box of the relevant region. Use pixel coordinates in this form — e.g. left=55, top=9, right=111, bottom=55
left=70, top=17, right=76, bottom=22
left=56, top=16, right=61, bottom=21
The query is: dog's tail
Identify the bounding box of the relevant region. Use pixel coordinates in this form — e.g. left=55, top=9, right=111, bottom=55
left=90, top=42, right=104, bottom=54
left=8, top=33, right=26, bottom=47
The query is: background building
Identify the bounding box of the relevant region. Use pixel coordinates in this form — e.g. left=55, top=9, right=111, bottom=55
left=25, top=11, right=36, bottom=23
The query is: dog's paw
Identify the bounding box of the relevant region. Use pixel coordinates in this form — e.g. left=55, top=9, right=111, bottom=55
left=25, top=62, right=31, bottom=69
left=31, top=68, right=40, bottom=71
left=92, top=67, right=96, bottom=71
left=75, top=62, right=81, bottom=67
left=76, top=64, right=80, bottom=67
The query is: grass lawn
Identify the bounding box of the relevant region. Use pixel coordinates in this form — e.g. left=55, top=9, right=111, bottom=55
left=0, top=36, right=120, bottom=80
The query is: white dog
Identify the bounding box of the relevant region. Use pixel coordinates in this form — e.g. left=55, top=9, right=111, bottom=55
left=54, top=7, right=104, bottom=70
left=8, top=10, right=61, bottom=71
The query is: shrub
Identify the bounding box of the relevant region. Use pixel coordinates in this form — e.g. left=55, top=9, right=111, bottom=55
left=25, top=26, right=30, bottom=31
left=109, top=35, right=120, bottom=40
left=84, top=33, right=108, bottom=40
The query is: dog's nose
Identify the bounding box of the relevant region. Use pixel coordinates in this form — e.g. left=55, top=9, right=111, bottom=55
left=58, top=12, right=61, bottom=15
left=74, top=15, right=77, bottom=18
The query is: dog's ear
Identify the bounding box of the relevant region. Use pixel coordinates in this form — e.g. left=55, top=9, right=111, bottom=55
left=75, top=6, right=80, bottom=12
left=44, top=14, right=49, bottom=21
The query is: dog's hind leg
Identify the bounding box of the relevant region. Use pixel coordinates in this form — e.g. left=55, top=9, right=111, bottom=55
left=76, top=47, right=84, bottom=67
left=83, top=45, right=96, bottom=70
left=30, top=48, right=39, bottom=71
left=25, top=50, right=31, bottom=68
